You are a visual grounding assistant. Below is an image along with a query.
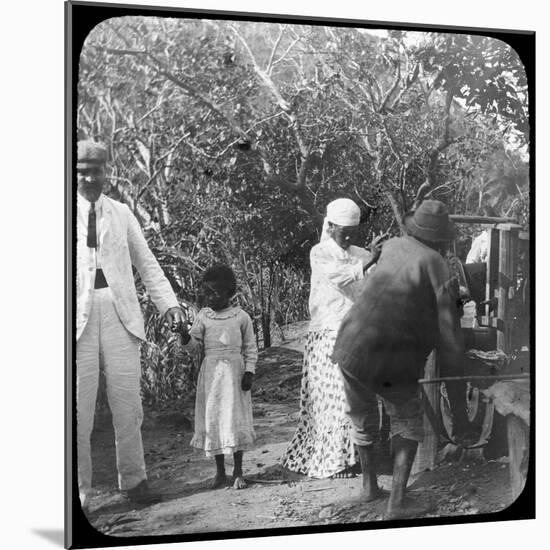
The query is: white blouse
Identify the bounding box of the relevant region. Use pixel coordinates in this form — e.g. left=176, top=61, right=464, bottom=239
left=308, top=238, right=372, bottom=332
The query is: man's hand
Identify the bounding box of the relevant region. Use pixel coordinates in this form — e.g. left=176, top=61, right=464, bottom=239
left=168, top=311, right=191, bottom=344
left=369, top=231, right=390, bottom=259
left=363, top=231, right=389, bottom=273
left=241, top=371, right=254, bottom=392
left=165, top=306, right=185, bottom=329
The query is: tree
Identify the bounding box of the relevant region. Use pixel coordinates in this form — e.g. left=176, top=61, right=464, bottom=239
left=77, top=18, right=529, bottom=399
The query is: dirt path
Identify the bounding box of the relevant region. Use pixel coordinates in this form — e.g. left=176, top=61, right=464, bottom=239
left=84, top=339, right=516, bottom=538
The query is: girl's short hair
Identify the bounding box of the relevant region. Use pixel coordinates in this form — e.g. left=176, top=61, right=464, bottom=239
left=201, top=264, right=237, bottom=296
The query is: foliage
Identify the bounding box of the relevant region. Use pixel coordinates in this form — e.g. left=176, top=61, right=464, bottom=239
left=78, top=18, right=530, bottom=404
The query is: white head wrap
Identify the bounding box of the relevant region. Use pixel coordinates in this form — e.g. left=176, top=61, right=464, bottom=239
left=320, top=198, right=361, bottom=242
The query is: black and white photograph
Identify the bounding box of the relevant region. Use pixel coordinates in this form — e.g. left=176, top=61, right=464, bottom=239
left=64, top=1, right=533, bottom=547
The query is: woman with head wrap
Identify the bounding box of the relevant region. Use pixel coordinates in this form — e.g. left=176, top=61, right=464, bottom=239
left=280, top=198, right=383, bottom=478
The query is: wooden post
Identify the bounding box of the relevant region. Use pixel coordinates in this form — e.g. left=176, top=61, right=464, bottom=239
left=484, top=228, right=499, bottom=320
left=412, top=351, right=438, bottom=474
left=507, top=414, right=529, bottom=501
left=496, top=224, right=521, bottom=353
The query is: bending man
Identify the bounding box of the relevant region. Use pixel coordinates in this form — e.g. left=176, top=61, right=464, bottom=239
left=333, top=200, right=468, bottom=519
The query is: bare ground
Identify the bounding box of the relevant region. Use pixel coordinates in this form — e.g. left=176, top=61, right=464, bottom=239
left=83, top=323, right=516, bottom=538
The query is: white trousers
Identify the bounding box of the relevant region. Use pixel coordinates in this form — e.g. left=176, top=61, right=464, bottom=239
left=77, top=287, right=146, bottom=503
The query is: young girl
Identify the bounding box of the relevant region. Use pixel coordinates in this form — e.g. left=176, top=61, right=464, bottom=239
left=175, top=265, right=257, bottom=489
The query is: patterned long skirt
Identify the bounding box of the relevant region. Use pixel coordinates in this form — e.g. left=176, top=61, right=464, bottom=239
left=280, top=329, right=357, bottom=478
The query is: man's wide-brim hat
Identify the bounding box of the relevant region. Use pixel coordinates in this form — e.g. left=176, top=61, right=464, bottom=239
left=77, top=140, right=108, bottom=169
left=403, top=199, right=456, bottom=242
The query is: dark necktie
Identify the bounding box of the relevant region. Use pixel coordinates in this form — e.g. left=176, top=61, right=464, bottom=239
left=87, top=202, right=97, bottom=249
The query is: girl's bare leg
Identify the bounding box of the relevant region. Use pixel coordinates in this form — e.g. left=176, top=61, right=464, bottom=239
left=232, top=451, right=247, bottom=489
left=211, top=454, right=227, bottom=489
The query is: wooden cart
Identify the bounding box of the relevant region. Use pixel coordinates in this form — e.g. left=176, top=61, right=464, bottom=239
left=413, top=216, right=530, bottom=500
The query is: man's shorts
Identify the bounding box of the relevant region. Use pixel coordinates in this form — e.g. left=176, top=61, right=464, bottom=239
left=341, top=368, right=424, bottom=446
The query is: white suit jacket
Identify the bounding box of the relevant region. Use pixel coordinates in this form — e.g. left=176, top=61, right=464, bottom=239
left=76, top=195, right=178, bottom=341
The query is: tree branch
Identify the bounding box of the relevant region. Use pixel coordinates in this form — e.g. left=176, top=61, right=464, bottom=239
left=266, top=25, right=286, bottom=74
left=381, top=119, right=404, bottom=163
left=100, top=43, right=250, bottom=141
left=271, top=37, right=301, bottom=71
left=158, top=69, right=249, bottom=140
left=229, top=22, right=312, bottom=188
left=136, top=133, right=190, bottom=201
left=389, top=62, right=420, bottom=110
left=136, top=82, right=170, bottom=126
left=104, top=47, right=147, bottom=56
left=386, top=192, right=406, bottom=234
left=413, top=89, right=456, bottom=208
left=379, top=62, right=401, bottom=113
left=230, top=24, right=291, bottom=113
left=354, top=183, right=376, bottom=209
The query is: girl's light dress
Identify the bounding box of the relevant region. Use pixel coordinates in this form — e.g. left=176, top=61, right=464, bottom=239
left=186, top=306, right=258, bottom=457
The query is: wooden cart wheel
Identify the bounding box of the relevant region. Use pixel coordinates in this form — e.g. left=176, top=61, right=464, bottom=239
left=467, top=385, right=481, bottom=422
left=440, top=383, right=495, bottom=450
left=440, top=391, right=453, bottom=438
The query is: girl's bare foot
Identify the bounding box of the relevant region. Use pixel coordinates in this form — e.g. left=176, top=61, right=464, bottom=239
left=210, top=473, right=228, bottom=489
left=232, top=476, right=247, bottom=489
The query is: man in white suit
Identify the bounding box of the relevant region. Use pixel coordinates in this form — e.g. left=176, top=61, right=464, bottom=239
left=76, top=140, right=184, bottom=509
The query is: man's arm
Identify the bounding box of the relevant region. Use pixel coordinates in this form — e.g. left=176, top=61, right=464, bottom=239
left=432, top=261, right=469, bottom=437
left=125, top=206, right=182, bottom=322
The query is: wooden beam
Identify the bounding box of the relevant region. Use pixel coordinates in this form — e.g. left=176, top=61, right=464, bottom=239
left=507, top=415, right=529, bottom=501
left=486, top=228, right=499, bottom=319
left=449, top=215, right=518, bottom=224
left=496, top=223, right=524, bottom=231
left=418, top=373, right=529, bottom=385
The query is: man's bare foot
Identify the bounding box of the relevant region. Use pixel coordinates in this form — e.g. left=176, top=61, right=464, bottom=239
left=385, top=496, right=432, bottom=520
left=359, top=487, right=389, bottom=503
left=340, top=487, right=388, bottom=506
left=210, top=473, right=228, bottom=489
left=232, top=476, right=247, bottom=489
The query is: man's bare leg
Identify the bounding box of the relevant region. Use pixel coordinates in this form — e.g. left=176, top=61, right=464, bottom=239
left=386, top=435, right=429, bottom=518
left=356, top=444, right=385, bottom=501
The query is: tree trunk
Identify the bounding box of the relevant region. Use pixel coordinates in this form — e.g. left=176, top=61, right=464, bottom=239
left=262, top=311, right=271, bottom=349
left=386, top=192, right=407, bottom=234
